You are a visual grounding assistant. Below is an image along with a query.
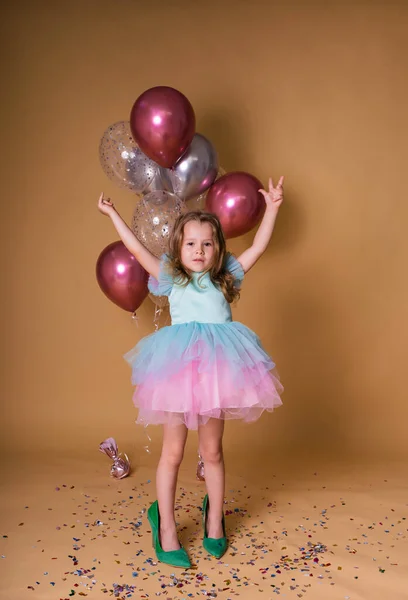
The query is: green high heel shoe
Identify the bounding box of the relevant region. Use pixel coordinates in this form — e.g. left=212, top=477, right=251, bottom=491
left=147, top=501, right=191, bottom=568
left=202, top=494, right=228, bottom=558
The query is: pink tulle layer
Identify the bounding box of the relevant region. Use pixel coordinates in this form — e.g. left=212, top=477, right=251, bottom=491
left=132, top=359, right=283, bottom=430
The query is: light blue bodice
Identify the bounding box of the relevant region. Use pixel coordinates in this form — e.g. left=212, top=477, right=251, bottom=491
left=148, top=253, right=245, bottom=326
left=169, top=272, right=232, bottom=325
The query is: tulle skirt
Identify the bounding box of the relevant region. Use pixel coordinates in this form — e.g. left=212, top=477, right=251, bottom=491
left=124, top=321, right=283, bottom=430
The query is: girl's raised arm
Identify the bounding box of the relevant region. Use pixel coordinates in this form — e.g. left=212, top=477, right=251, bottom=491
left=237, top=176, right=284, bottom=273
left=97, top=193, right=160, bottom=279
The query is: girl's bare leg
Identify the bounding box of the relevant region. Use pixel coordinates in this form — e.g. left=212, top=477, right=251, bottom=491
left=156, top=422, right=188, bottom=551
left=198, top=418, right=225, bottom=538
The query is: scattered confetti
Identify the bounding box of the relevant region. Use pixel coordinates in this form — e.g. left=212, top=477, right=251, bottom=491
left=0, top=471, right=405, bottom=598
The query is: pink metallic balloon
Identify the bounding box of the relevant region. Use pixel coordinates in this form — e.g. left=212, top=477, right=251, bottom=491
left=205, top=171, right=265, bottom=238
left=96, top=241, right=149, bottom=312
left=130, top=86, right=195, bottom=168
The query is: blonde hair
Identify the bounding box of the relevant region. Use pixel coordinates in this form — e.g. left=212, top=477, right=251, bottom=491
left=167, top=211, right=240, bottom=303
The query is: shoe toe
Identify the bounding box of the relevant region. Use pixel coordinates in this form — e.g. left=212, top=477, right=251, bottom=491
left=157, top=547, right=191, bottom=568
left=203, top=536, right=228, bottom=558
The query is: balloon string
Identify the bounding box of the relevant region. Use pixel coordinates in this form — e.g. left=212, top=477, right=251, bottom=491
left=153, top=306, right=163, bottom=331
left=143, top=426, right=152, bottom=454
left=131, top=311, right=139, bottom=325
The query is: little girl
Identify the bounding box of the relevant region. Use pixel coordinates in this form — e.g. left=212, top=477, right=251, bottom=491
left=97, top=176, right=284, bottom=568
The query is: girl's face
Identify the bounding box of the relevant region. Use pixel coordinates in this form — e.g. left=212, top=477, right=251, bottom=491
left=180, top=220, right=215, bottom=272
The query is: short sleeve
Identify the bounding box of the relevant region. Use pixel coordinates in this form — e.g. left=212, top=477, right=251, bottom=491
left=148, top=254, right=174, bottom=297
left=224, top=252, right=245, bottom=287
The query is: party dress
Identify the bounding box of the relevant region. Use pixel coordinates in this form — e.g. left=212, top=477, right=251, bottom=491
left=124, top=253, right=283, bottom=429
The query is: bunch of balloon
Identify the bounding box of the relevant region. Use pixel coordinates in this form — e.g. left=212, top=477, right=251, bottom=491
left=96, top=86, right=267, bottom=316
left=96, top=86, right=219, bottom=317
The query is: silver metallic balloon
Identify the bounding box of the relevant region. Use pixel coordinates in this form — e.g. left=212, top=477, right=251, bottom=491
left=131, top=191, right=186, bottom=257
left=169, top=133, right=219, bottom=201
left=99, top=121, right=158, bottom=194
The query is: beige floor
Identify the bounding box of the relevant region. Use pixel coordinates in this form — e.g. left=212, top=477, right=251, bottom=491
left=0, top=450, right=406, bottom=600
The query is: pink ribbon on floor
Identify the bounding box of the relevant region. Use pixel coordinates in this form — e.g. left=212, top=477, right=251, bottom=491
left=99, top=437, right=130, bottom=479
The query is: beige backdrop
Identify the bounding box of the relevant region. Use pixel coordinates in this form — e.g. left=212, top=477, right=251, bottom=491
left=1, top=0, right=407, bottom=470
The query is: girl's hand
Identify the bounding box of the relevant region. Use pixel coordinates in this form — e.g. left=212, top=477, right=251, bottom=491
left=259, top=176, right=284, bottom=210
left=97, top=192, right=116, bottom=216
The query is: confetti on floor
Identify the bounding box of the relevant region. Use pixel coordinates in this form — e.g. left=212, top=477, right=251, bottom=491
left=0, top=458, right=407, bottom=600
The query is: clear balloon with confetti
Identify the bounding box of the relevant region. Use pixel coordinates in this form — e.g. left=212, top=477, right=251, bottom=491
left=131, top=190, right=186, bottom=257
left=99, top=121, right=158, bottom=194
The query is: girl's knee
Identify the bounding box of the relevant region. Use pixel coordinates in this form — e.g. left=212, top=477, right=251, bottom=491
left=200, top=443, right=223, bottom=465
left=161, top=445, right=185, bottom=468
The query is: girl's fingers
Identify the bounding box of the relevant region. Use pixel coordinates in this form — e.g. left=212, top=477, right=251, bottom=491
left=266, top=176, right=285, bottom=193
left=97, top=192, right=115, bottom=212
left=259, top=186, right=283, bottom=204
